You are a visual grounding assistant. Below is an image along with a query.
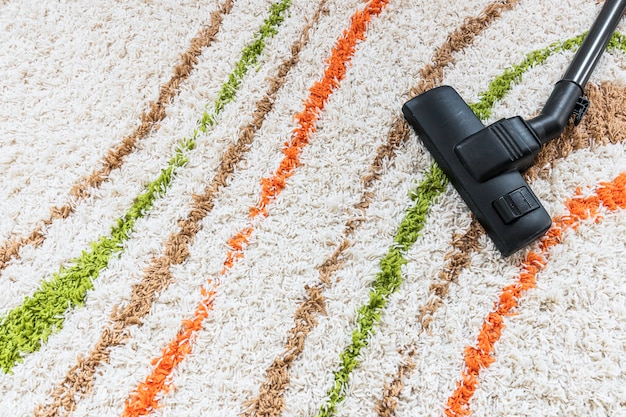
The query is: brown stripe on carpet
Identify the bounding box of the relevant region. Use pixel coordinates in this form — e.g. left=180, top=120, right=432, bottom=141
left=375, top=81, right=626, bottom=417
left=0, top=0, right=234, bottom=272
left=33, top=2, right=327, bottom=416
left=241, top=2, right=520, bottom=416
left=407, top=0, right=520, bottom=99
left=374, top=349, right=416, bottom=417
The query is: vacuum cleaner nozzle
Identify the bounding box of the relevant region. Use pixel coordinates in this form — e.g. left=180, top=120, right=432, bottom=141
left=402, top=0, right=626, bottom=256
left=402, top=86, right=551, bottom=256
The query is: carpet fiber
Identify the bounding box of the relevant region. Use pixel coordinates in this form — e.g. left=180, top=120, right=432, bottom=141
left=0, top=0, right=625, bottom=416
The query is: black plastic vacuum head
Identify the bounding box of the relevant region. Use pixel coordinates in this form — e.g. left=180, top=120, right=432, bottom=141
left=402, top=87, right=551, bottom=256
left=403, top=0, right=626, bottom=256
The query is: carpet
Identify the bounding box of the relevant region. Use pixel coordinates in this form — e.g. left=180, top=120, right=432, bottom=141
left=0, top=0, right=625, bottom=416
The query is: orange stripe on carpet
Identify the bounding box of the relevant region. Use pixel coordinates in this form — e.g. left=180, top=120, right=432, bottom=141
left=444, top=172, right=626, bottom=417
left=121, top=1, right=389, bottom=415
left=224, top=0, right=389, bottom=269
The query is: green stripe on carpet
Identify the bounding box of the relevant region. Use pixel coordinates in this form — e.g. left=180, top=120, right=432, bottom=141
left=316, top=165, right=448, bottom=417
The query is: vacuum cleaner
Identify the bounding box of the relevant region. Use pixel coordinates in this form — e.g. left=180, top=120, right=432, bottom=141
left=402, top=0, right=626, bottom=256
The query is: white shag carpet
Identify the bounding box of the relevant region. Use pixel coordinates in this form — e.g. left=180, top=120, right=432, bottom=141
left=0, top=0, right=625, bottom=416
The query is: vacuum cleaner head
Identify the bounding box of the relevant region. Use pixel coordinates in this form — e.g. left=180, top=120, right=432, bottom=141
left=402, top=86, right=551, bottom=256
left=403, top=0, right=626, bottom=256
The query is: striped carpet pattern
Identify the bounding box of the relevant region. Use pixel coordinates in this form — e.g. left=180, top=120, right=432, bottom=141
left=0, top=0, right=625, bottom=416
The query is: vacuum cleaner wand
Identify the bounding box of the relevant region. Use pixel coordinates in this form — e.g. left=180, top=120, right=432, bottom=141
left=402, top=0, right=626, bottom=256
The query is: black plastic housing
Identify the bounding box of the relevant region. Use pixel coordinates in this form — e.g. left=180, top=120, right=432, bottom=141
left=455, top=116, right=541, bottom=182
left=402, top=87, right=552, bottom=256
